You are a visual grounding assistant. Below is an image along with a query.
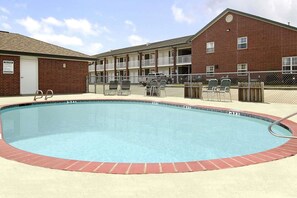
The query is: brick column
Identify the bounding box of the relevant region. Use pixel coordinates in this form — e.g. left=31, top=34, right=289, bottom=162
left=103, top=58, right=107, bottom=83
left=139, top=52, right=142, bottom=75
left=173, top=47, right=177, bottom=73
left=114, top=56, right=117, bottom=77
left=94, top=60, right=98, bottom=76
left=155, top=50, right=158, bottom=73
left=126, top=54, right=129, bottom=78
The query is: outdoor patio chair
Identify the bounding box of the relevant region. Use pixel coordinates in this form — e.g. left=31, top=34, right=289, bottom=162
left=144, top=79, right=159, bottom=96
left=104, top=80, right=118, bottom=95
left=159, top=79, right=167, bottom=97
left=217, top=78, right=232, bottom=101
left=202, top=79, right=218, bottom=100
left=118, top=80, right=131, bottom=96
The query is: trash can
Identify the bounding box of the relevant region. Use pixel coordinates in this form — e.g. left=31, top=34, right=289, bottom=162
left=238, top=82, right=264, bottom=102
left=184, top=82, right=202, bottom=99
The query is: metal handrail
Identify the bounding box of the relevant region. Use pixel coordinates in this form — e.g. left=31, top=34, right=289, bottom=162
left=45, top=89, right=54, bottom=100
left=268, top=112, right=297, bottom=139
left=33, top=90, right=43, bottom=101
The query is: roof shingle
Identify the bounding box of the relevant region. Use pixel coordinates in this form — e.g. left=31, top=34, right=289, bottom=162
left=93, top=35, right=193, bottom=58
left=0, top=31, right=94, bottom=61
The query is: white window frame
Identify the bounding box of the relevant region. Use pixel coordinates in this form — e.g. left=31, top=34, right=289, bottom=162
left=237, top=63, right=248, bottom=76
left=206, top=65, right=215, bottom=77
left=282, top=56, right=297, bottom=74
left=206, top=42, right=215, bottom=53
left=237, top=37, right=248, bottom=49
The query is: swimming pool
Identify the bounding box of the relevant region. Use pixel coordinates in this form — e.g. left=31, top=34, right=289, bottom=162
left=0, top=100, right=297, bottom=174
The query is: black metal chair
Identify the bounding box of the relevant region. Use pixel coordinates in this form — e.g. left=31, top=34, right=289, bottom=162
left=104, top=80, right=118, bottom=95
left=202, top=79, right=218, bottom=100
left=118, top=80, right=131, bottom=96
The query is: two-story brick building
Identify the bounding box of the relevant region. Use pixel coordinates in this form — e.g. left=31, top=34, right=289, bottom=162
left=93, top=8, right=297, bottom=81
left=92, top=36, right=192, bottom=83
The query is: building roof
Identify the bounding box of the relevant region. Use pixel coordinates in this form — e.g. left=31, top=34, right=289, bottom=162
left=190, top=8, right=297, bottom=41
left=94, top=35, right=192, bottom=58
left=0, top=31, right=95, bottom=61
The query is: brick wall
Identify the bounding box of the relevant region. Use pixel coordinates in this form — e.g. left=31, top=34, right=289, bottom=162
left=191, top=12, right=297, bottom=73
left=38, top=58, right=88, bottom=94
left=0, top=55, right=20, bottom=96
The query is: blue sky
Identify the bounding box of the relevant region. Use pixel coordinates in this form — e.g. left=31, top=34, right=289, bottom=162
left=1, top=0, right=297, bottom=55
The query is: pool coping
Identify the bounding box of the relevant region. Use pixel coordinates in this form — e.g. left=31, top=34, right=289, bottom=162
left=1, top=99, right=297, bottom=174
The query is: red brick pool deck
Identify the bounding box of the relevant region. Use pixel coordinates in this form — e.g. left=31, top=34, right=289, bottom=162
left=1, top=100, right=297, bottom=174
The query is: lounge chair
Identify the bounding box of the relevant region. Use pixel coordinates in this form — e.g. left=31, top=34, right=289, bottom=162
left=118, top=80, right=131, bottom=96
left=217, top=78, right=232, bottom=101
left=104, top=80, right=118, bottom=95
left=202, top=79, right=218, bottom=100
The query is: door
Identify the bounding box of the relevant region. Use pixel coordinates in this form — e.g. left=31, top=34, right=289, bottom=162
left=20, top=57, right=38, bottom=94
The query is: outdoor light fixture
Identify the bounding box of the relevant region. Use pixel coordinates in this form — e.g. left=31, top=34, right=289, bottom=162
left=63, top=63, right=66, bottom=68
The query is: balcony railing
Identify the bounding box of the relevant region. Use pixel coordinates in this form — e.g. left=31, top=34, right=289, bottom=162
left=106, top=63, right=114, bottom=70
left=128, top=60, right=139, bottom=68
left=117, top=62, right=127, bottom=69
left=177, top=55, right=191, bottom=64
left=96, top=64, right=104, bottom=71
left=158, top=57, right=173, bottom=66
left=89, top=65, right=95, bottom=72
left=142, top=59, right=155, bottom=67
left=90, top=55, right=192, bottom=72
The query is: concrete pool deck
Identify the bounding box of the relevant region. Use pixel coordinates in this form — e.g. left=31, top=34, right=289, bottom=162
left=1, top=94, right=297, bottom=198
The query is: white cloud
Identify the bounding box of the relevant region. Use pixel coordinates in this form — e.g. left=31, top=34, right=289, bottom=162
left=64, top=18, right=99, bottom=36
left=42, top=17, right=63, bottom=26
left=0, top=6, right=9, bottom=14
left=33, top=33, right=84, bottom=46
left=171, top=4, right=195, bottom=24
left=128, top=34, right=149, bottom=46
left=16, top=16, right=110, bottom=54
left=125, top=20, right=137, bottom=32
left=17, top=17, right=42, bottom=33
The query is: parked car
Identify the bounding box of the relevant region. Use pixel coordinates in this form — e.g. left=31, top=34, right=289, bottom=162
left=139, top=73, right=172, bottom=86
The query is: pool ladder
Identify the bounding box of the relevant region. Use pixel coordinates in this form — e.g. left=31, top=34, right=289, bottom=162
left=268, top=112, right=297, bottom=139
left=33, top=89, right=54, bottom=101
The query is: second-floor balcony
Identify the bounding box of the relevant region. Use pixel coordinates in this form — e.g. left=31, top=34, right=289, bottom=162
left=128, top=60, right=139, bottom=68
left=89, top=65, right=95, bottom=72
left=177, top=55, right=191, bottom=64
left=92, top=55, right=192, bottom=72
left=106, top=63, right=114, bottom=70
left=142, top=58, right=155, bottom=67
left=96, top=64, right=104, bottom=71
left=158, top=57, right=174, bottom=66
left=117, top=62, right=126, bottom=69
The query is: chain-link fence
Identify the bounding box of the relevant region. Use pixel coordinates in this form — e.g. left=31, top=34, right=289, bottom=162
left=86, top=70, right=297, bottom=104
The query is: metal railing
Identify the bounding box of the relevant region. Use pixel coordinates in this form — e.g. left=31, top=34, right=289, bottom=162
left=177, top=55, right=191, bottom=64
left=86, top=70, right=297, bottom=104
left=268, top=112, right=297, bottom=139
left=33, top=89, right=54, bottom=101
left=142, top=59, right=155, bottom=67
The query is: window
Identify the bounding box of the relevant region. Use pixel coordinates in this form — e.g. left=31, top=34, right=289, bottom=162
left=237, top=63, right=248, bottom=76
left=237, top=37, right=248, bottom=49
left=282, top=56, right=297, bottom=74
left=206, top=42, right=215, bottom=53
left=206, top=65, right=215, bottom=77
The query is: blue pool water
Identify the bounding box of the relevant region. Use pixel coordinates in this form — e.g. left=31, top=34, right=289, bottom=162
left=0, top=101, right=291, bottom=163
